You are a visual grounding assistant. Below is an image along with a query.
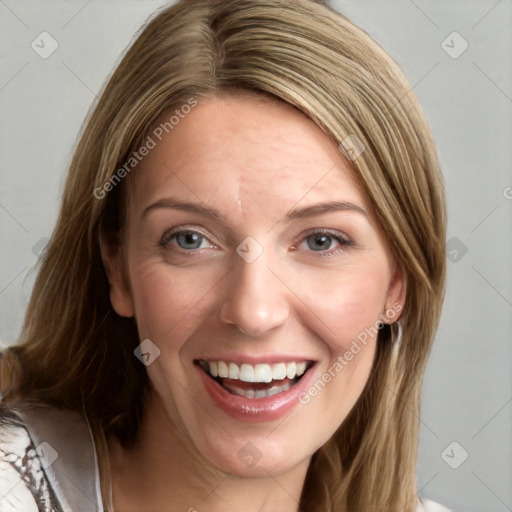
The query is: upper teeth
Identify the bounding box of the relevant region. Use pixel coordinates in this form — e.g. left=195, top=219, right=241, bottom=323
left=202, top=360, right=308, bottom=383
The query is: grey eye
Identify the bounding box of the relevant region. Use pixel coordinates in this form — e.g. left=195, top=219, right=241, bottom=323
left=306, top=234, right=335, bottom=251
left=175, top=231, right=205, bottom=250
left=160, top=229, right=210, bottom=250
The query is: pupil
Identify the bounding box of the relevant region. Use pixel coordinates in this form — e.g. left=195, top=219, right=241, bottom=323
left=178, top=232, right=202, bottom=249
left=308, top=234, right=331, bottom=251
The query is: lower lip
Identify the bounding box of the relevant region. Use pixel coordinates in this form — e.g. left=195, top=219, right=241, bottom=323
left=197, top=364, right=316, bottom=423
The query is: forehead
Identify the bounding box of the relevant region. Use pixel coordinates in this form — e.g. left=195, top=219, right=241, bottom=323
left=128, top=94, right=368, bottom=218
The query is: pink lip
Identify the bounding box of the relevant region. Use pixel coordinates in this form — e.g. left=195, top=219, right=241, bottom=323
left=196, top=362, right=316, bottom=423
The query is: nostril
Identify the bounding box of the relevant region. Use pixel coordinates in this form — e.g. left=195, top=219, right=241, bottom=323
left=219, top=293, right=289, bottom=338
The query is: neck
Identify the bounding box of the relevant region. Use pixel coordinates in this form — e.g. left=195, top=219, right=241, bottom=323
left=107, top=391, right=308, bottom=512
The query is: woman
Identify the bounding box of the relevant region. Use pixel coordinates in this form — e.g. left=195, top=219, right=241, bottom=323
left=0, top=0, right=449, bottom=510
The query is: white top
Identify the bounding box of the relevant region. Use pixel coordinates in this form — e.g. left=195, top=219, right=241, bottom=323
left=419, top=499, right=453, bottom=512
left=0, top=403, right=452, bottom=511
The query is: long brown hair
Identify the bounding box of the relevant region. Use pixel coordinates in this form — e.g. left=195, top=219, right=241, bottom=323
left=2, top=1, right=446, bottom=510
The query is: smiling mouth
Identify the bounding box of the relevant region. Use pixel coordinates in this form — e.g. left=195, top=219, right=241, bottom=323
left=196, top=359, right=314, bottom=399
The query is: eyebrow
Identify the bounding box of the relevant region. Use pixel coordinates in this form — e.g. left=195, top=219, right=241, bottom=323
left=285, top=201, right=367, bottom=221
left=143, top=198, right=224, bottom=222
left=142, top=198, right=367, bottom=222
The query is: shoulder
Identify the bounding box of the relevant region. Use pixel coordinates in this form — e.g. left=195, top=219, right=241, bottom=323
left=418, top=498, right=453, bottom=512
left=0, top=401, right=102, bottom=512
left=0, top=402, right=62, bottom=511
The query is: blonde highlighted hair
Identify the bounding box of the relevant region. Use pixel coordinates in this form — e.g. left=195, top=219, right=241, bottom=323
left=2, top=1, right=446, bottom=510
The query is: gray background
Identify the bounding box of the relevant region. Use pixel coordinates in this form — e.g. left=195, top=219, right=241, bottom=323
left=1, top=1, right=511, bottom=510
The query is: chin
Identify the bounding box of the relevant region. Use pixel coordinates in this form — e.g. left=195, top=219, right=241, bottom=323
left=198, top=433, right=310, bottom=478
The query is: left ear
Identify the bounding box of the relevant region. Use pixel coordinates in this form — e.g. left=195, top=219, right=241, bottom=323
left=383, top=260, right=407, bottom=323
left=100, top=235, right=135, bottom=319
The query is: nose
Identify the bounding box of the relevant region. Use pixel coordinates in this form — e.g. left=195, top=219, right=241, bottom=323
left=219, top=252, right=290, bottom=337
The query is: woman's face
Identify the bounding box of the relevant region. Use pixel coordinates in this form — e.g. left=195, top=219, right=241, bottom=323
left=107, top=94, right=405, bottom=478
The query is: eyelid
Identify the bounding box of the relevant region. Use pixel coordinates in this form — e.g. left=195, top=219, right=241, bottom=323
left=291, top=228, right=354, bottom=257
left=299, top=228, right=352, bottom=244
left=158, top=224, right=354, bottom=257
left=159, top=225, right=218, bottom=248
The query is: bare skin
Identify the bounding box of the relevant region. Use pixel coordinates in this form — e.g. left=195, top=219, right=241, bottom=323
left=104, top=94, right=405, bottom=511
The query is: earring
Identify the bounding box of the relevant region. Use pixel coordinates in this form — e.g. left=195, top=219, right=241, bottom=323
left=392, top=321, right=403, bottom=349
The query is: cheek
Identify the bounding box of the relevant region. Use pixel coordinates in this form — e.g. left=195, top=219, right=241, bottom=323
left=127, top=259, right=221, bottom=342
left=288, top=262, right=388, bottom=418
left=294, top=262, right=390, bottom=353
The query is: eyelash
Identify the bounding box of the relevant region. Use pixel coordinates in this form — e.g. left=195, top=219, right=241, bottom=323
left=158, top=226, right=353, bottom=257
left=293, top=229, right=353, bottom=257
left=158, top=226, right=215, bottom=254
